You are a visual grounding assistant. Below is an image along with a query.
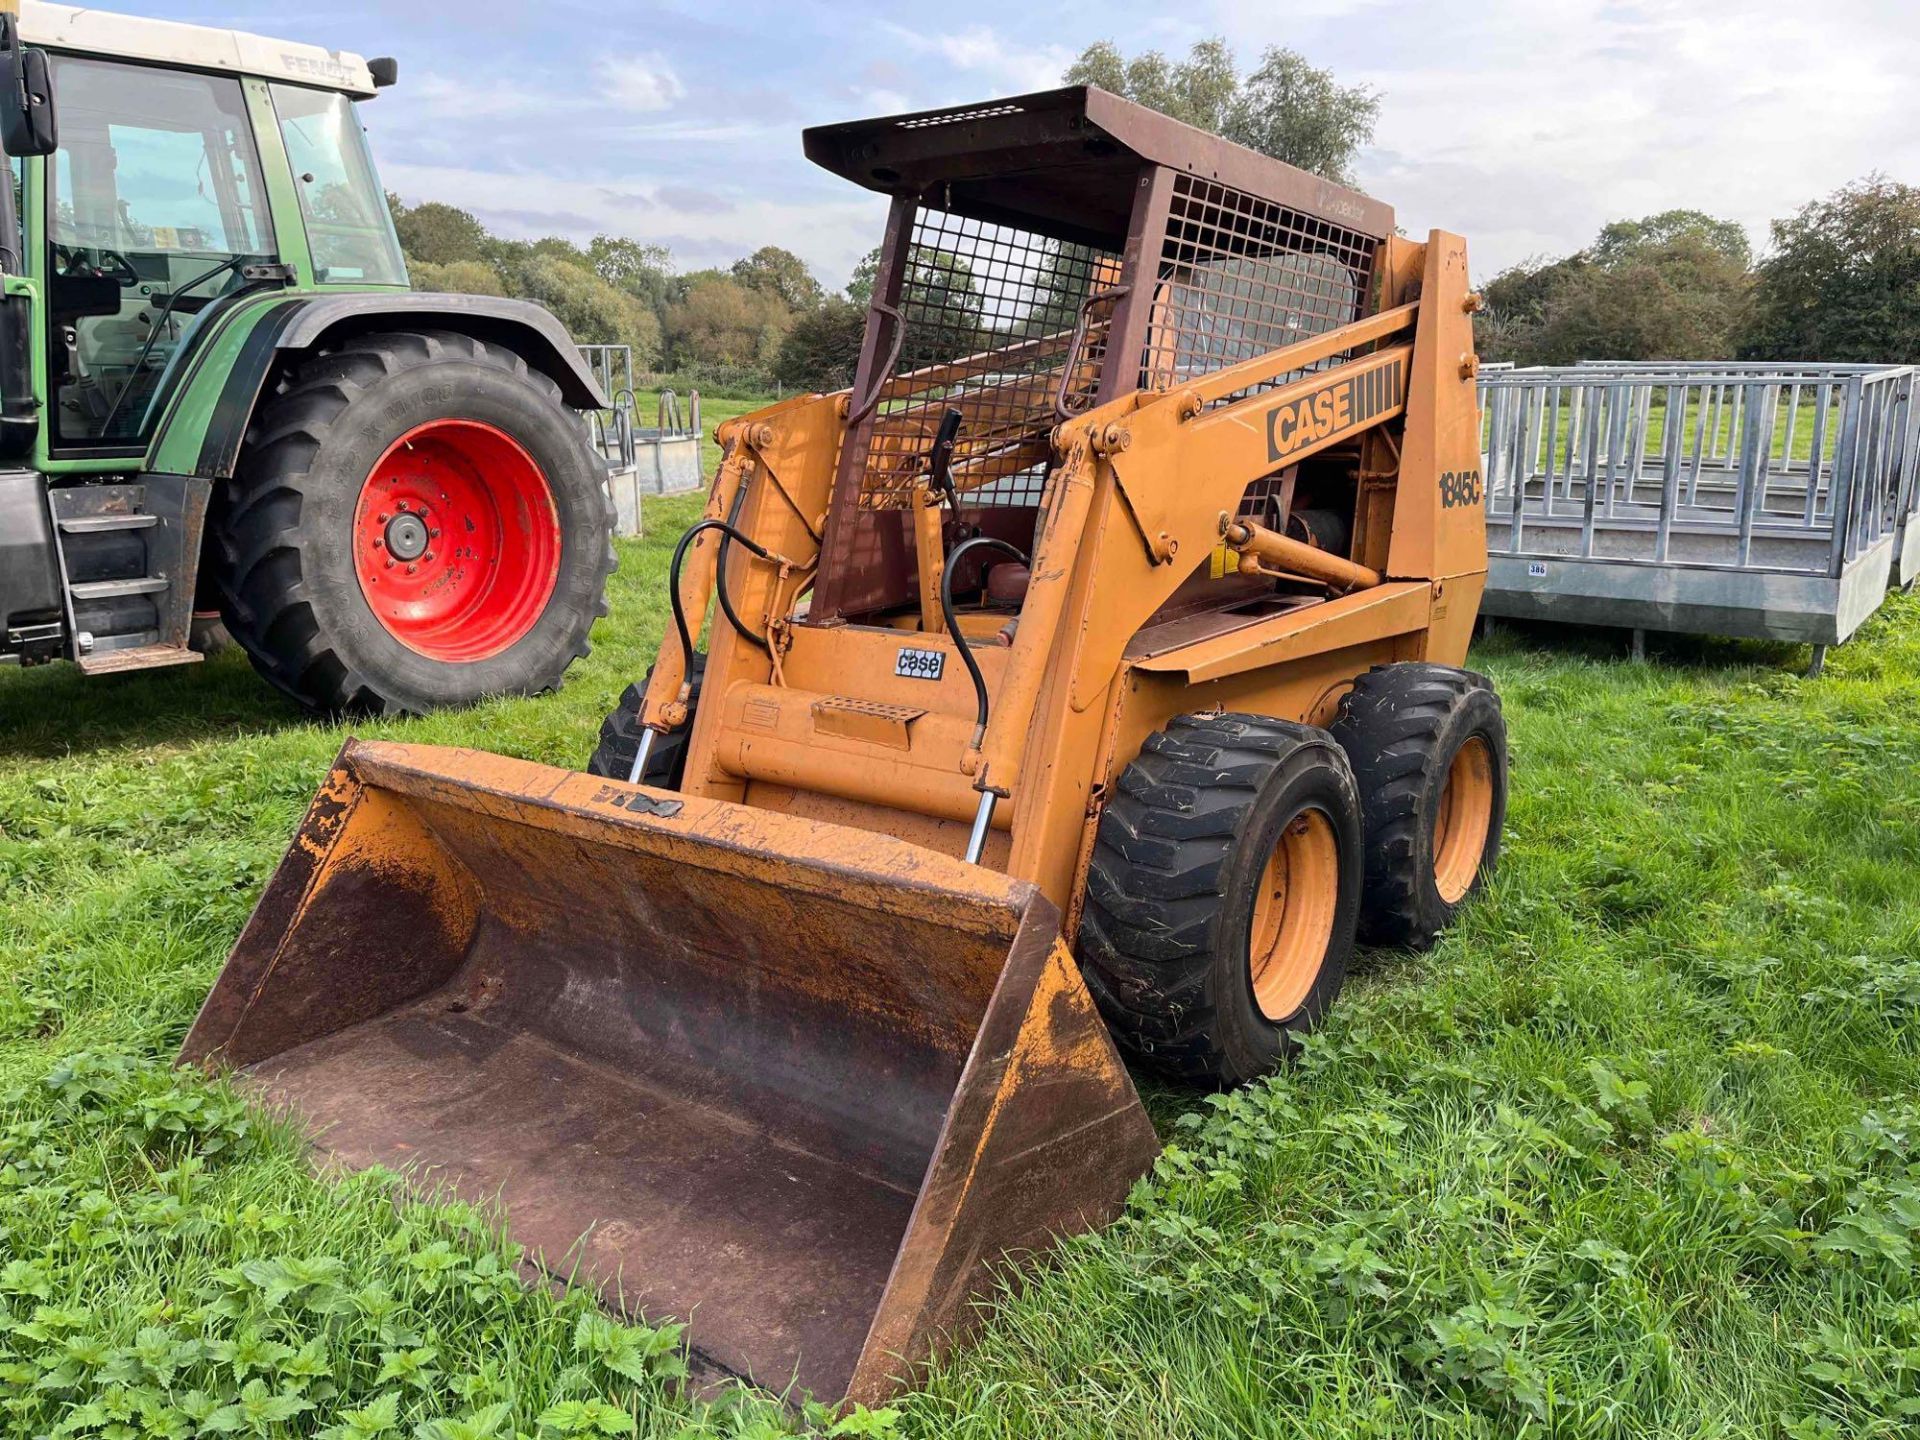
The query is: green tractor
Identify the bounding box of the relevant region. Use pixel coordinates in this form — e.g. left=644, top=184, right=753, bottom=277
left=0, top=2, right=615, bottom=712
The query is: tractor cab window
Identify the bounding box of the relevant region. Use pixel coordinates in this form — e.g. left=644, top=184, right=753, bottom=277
left=271, top=84, right=407, bottom=287
left=45, top=56, right=275, bottom=448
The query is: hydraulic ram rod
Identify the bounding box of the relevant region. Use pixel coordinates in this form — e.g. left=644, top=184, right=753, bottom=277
left=1221, top=517, right=1382, bottom=593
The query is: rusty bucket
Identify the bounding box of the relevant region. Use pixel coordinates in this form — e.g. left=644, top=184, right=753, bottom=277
left=181, top=740, right=1159, bottom=1404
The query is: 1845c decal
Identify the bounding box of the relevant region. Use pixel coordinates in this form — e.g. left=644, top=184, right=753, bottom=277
left=1266, top=357, right=1403, bottom=464
left=1439, top=468, right=1483, bottom=509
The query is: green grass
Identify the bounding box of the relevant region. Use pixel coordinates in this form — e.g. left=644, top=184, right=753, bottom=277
left=5, top=499, right=1920, bottom=1437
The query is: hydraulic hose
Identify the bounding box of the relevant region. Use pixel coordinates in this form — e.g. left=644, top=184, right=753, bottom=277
left=939, top=535, right=1029, bottom=866
left=939, top=536, right=1030, bottom=738
left=712, top=478, right=771, bottom=653
left=667, top=518, right=776, bottom=683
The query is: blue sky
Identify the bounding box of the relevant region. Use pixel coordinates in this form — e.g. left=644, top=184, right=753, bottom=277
left=150, top=0, right=1920, bottom=292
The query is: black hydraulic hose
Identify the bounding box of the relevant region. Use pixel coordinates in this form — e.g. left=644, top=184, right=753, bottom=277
left=667, top=519, right=775, bottom=685
left=712, top=475, right=769, bottom=652
left=939, top=536, right=1029, bottom=736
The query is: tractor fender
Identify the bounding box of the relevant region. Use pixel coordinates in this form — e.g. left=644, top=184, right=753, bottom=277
left=154, top=293, right=610, bottom=481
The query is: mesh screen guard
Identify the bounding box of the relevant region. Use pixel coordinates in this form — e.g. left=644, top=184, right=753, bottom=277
left=811, top=169, right=1381, bottom=621
left=854, top=207, right=1123, bottom=514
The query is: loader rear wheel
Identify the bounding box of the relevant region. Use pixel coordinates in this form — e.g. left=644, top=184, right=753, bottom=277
left=1331, top=663, right=1508, bottom=950
left=1078, top=714, right=1363, bottom=1088
left=210, top=330, right=614, bottom=714
left=586, top=654, right=705, bottom=789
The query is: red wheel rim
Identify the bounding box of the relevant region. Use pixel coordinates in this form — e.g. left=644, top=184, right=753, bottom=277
left=352, top=420, right=561, bottom=662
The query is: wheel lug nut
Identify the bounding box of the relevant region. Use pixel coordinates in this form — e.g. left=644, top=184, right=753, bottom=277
left=373, top=538, right=384, bottom=550
left=407, top=563, right=418, bottom=574
left=385, top=559, right=394, bottom=569
left=429, top=528, right=441, bottom=538
left=396, top=500, right=409, bottom=512
left=424, top=551, right=435, bottom=562
left=377, top=512, right=390, bottom=523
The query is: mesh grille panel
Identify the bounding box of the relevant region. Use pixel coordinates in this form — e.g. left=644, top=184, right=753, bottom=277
left=1143, top=173, right=1376, bottom=405
left=853, top=206, right=1123, bottom=512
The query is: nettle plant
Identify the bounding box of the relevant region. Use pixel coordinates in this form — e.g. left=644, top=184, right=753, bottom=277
left=0, top=1051, right=902, bottom=1439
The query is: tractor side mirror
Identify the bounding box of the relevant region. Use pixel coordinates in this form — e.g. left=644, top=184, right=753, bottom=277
left=0, top=17, right=57, bottom=159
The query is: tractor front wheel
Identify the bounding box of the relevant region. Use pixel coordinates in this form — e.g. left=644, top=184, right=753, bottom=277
left=211, top=330, right=614, bottom=714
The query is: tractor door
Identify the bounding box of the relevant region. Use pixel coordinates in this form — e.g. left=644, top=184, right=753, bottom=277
left=41, top=55, right=276, bottom=452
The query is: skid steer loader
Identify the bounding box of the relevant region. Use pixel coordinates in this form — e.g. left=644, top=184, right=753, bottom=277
left=184, top=87, right=1508, bottom=1405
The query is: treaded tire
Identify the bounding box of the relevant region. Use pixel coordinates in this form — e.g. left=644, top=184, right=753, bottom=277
left=1078, top=713, right=1364, bottom=1088
left=586, top=654, right=705, bottom=788
left=1331, top=663, right=1508, bottom=950
left=209, top=329, right=615, bottom=714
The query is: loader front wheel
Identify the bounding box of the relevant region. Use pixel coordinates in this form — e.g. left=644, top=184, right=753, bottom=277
left=211, top=330, right=614, bottom=714
left=586, top=655, right=705, bottom=788
left=1078, top=714, right=1363, bottom=1088
left=1331, top=663, right=1508, bottom=950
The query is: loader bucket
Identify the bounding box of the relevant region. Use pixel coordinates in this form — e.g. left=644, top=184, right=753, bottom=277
left=181, top=740, right=1160, bottom=1404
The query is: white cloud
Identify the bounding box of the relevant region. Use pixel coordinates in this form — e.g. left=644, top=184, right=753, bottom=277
left=597, top=53, right=686, bottom=113
left=882, top=23, right=1074, bottom=96
left=1207, top=0, right=1920, bottom=277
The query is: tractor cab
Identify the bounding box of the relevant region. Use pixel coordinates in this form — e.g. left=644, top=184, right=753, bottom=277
left=0, top=4, right=613, bottom=711
left=29, top=24, right=404, bottom=449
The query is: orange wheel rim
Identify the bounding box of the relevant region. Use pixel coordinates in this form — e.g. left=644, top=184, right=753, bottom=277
left=1249, top=809, right=1340, bottom=1021
left=1434, top=736, right=1495, bottom=904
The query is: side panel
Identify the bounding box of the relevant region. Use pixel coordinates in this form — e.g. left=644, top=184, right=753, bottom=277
left=1387, top=230, right=1486, bottom=584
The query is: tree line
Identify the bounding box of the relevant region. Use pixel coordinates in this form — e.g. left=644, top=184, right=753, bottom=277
left=1480, top=179, right=1920, bottom=367
left=390, top=194, right=871, bottom=396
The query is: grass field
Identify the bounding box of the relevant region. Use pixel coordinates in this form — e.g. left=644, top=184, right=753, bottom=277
left=4, top=494, right=1920, bottom=1438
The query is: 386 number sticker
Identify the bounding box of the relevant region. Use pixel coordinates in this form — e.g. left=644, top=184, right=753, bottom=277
left=895, top=646, right=946, bottom=681
left=1439, top=468, right=1483, bottom=509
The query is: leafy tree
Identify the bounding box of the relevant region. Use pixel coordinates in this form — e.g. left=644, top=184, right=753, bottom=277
left=1477, top=209, right=1750, bottom=365
left=1065, top=39, right=1237, bottom=134
left=1743, top=176, right=1920, bottom=362
left=845, top=247, right=880, bottom=305
left=510, top=254, right=662, bottom=366
left=408, top=258, right=508, bottom=298
left=587, top=235, right=674, bottom=309
left=1594, top=209, right=1750, bottom=270
left=731, top=246, right=825, bottom=311
left=1227, top=49, right=1381, bottom=186
left=1065, top=39, right=1377, bottom=182
left=388, top=197, right=490, bottom=266
left=899, top=249, right=986, bottom=368
left=664, top=274, right=791, bottom=369
left=1476, top=254, right=1588, bottom=364
left=774, top=297, right=867, bottom=392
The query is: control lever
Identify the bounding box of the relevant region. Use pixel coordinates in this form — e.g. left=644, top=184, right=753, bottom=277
left=927, top=407, right=963, bottom=510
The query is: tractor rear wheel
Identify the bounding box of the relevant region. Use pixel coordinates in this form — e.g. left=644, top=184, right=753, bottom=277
left=210, top=330, right=614, bottom=714
left=1331, top=663, right=1508, bottom=950
left=1078, top=713, right=1364, bottom=1088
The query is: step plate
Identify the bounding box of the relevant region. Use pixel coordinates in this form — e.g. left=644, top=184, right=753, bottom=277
left=77, top=644, right=205, bottom=676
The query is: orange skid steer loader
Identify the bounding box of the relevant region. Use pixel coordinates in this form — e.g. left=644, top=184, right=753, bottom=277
left=183, top=87, right=1507, bottom=1405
